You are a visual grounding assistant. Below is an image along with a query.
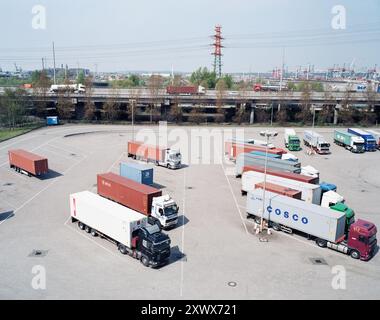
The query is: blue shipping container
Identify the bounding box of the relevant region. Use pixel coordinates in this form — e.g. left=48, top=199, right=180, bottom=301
left=250, top=151, right=281, bottom=159
left=119, top=162, right=154, bottom=185
left=46, top=116, right=58, bottom=125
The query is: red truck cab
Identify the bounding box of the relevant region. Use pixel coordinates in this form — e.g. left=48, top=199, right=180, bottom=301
left=347, top=219, right=377, bottom=261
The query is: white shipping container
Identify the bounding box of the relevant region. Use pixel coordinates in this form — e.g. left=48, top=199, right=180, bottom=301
left=242, top=171, right=322, bottom=204
left=70, top=191, right=147, bottom=248
left=246, top=190, right=346, bottom=243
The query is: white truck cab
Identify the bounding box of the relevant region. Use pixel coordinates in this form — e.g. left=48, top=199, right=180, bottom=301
left=301, top=165, right=319, bottom=178
left=282, top=153, right=298, bottom=162
left=163, top=149, right=182, bottom=169
left=150, top=195, right=179, bottom=229
left=321, top=191, right=344, bottom=208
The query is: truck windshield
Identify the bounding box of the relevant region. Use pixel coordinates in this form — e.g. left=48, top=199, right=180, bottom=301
left=164, top=205, right=179, bottom=216
left=353, top=142, right=364, bottom=147
left=320, top=143, right=330, bottom=148
left=153, top=239, right=170, bottom=251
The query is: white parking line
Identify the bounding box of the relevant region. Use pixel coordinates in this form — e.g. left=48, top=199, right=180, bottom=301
left=0, top=153, right=89, bottom=226
left=180, top=168, right=186, bottom=297
left=220, top=163, right=249, bottom=235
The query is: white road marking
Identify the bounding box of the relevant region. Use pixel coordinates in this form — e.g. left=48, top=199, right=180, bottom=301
left=0, top=153, right=89, bottom=226
left=180, top=168, right=186, bottom=297
left=220, top=162, right=249, bottom=235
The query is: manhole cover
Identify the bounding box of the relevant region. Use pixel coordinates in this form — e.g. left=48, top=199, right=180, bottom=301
left=70, top=153, right=76, bottom=156
left=361, top=190, right=366, bottom=193
left=3, top=183, right=12, bottom=186
left=228, top=281, right=237, bottom=287
left=186, top=187, right=193, bottom=190
left=309, top=258, right=328, bottom=265
left=93, top=184, right=97, bottom=187
left=28, top=250, right=48, bottom=258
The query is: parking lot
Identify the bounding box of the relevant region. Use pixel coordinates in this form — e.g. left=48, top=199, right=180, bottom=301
left=0, top=124, right=379, bottom=299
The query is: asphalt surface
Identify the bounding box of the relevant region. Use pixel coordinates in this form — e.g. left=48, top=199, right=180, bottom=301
left=0, top=124, right=379, bottom=299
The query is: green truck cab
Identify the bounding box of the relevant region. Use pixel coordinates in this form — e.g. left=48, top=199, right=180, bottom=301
left=330, top=202, right=355, bottom=233
left=288, top=136, right=301, bottom=151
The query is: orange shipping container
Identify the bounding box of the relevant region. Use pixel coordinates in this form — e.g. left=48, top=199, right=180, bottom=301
left=8, top=149, right=48, bottom=176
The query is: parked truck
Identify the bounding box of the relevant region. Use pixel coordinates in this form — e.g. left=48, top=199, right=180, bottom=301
left=8, top=149, right=48, bottom=177
left=334, top=130, right=365, bottom=153
left=348, top=128, right=377, bottom=152
left=303, top=131, right=330, bottom=154
left=246, top=190, right=377, bottom=261
left=166, top=85, right=205, bottom=95
left=97, top=173, right=179, bottom=229
left=70, top=191, right=171, bottom=267
left=120, top=162, right=153, bottom=186
left=128, top=141, right=182, bottom=169
left=236, top=153, right=301, bottom=177
left=364, top=129, right=380, bottom=149
left=284, top=129, right=301, bottom=151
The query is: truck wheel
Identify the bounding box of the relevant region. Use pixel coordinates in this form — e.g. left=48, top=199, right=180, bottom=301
left=78, top=222, right=85, bottom=230
left=350, top=250, right=360, bottom=260
left=141, top=256, right=150, bottom=267
left=84, top=225, right=91, bottom=233
left=272, top=223, right=281, bottom=232
left=90, top=229, right=97, bottom=237
left=118, top=244, right=128, bottom=255
left=316, top=238, right=327, bottom=248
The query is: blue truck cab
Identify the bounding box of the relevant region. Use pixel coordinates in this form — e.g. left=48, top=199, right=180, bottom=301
left=46, top=116, right=59, bottom=125
left=348, top=128, right=377, bottom=152
left=320, top=182, right=337, bottom=193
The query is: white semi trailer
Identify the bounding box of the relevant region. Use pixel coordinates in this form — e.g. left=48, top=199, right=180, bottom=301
left=70, top=191, right=171, bottom=268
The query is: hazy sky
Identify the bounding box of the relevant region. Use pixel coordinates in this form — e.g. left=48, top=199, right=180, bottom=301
left=1, top=0, right=379, bottom=73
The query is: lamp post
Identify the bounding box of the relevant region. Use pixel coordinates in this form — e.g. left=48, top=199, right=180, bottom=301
left=259, top=130, right=278, bottom=233
left=130, top=99, right=136, bottom=141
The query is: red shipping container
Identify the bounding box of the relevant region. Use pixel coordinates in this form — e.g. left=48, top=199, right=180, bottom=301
left=242, top=165, right=319, bottom=184
left=97, top=173, right=162, bottom=216
left=8, top=149, right=49, bottom=176
left=128, top=141, right=165, bottom=162
left=255, top=182, right=302, bottom=199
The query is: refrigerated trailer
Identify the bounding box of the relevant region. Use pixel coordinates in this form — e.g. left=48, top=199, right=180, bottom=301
left=128, top=141, right=182, bottom=169
left=8, top=149, right=49, bottom=177
left=236, top=153, right=301, bottom=177
left=70, top=191, right=171, bottom=267
left=246, top=190, right=377, bottom=261
left=97, top=173, right=179, bottom=229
